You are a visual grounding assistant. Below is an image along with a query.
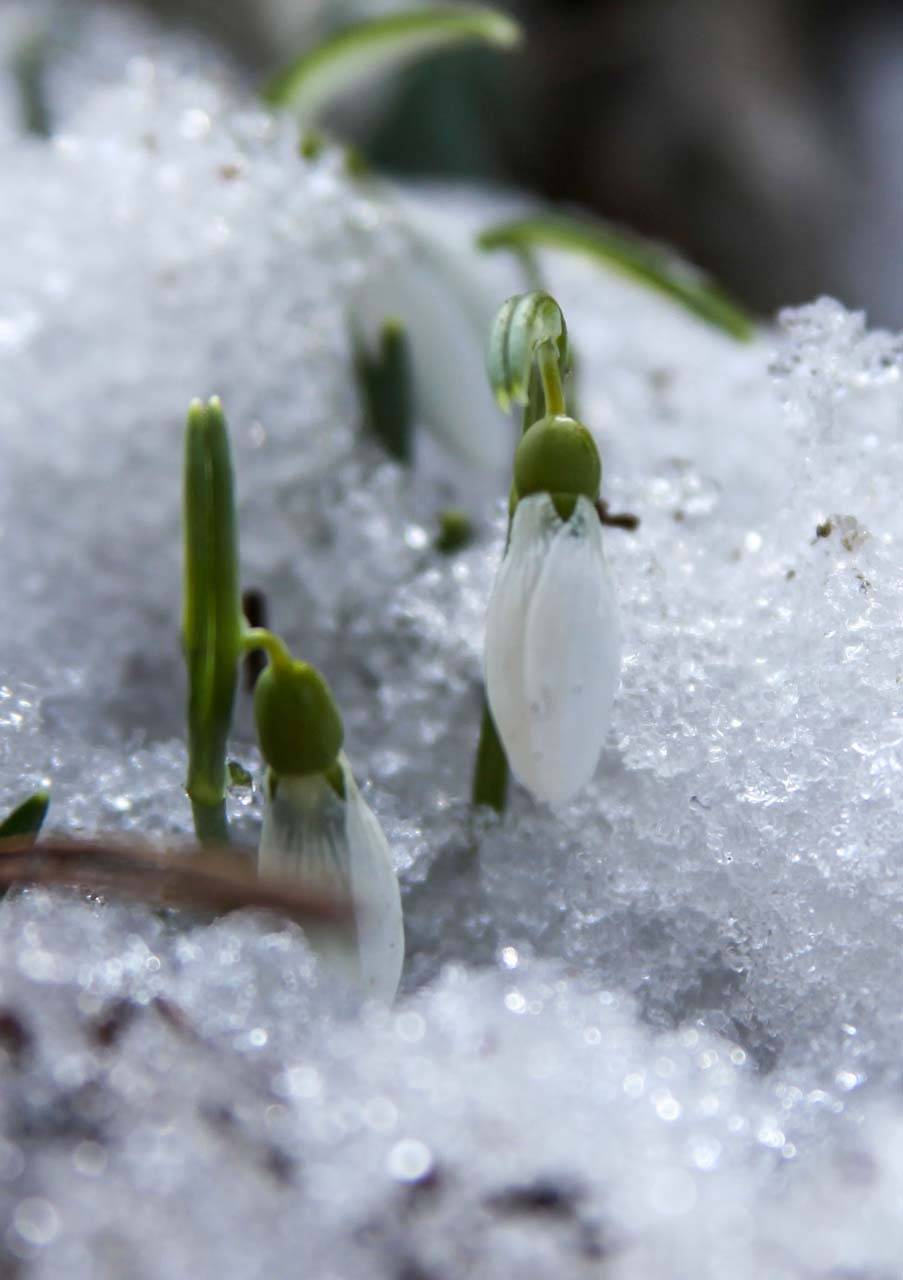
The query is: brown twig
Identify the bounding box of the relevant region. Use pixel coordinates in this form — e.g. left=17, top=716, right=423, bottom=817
left=0, top=836, right=351, bottom=925
left=596, top=499, right=640, bottom=531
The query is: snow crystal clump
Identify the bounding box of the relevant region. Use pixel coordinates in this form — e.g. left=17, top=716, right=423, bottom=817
left=4, top=13, right=903, bottom=1280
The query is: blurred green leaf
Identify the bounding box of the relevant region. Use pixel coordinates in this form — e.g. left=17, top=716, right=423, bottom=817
left=355, top=318, right=414, bottom=464
left=11, top=31, right=52, bottom=137
left=264, top=5, right=521, bottom=124
left=478, top=213, right=755, bottom=341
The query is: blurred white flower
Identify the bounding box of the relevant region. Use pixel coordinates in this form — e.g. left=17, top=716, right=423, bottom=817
left=258, top=752, right=404, bottom=1002
left=353, top=190, right=519, bottom=474
left=485, top=492, right=620, bottom=805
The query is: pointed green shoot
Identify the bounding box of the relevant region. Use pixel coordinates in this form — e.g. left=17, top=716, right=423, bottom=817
left=12, top=29, right=52, bottom=138
left=183, top=397, right=244, bottom=842
left=0, top=790, right=49, bottom=843
left=478, top=213, right=754, bottom=341
left=487, top=291, right=569, bottom=414
left=263, top=5, right=522, bottom=123
left=472, top=696, right=508, bottom=813
left=355, top=317, right=414, bottom=464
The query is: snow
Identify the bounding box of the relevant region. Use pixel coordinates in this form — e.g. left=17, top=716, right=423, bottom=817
left=2, top=5, right=903, bottom=1277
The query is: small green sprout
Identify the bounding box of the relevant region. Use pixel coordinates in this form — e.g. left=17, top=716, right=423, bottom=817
left=436, top=509, right=474, bottom=555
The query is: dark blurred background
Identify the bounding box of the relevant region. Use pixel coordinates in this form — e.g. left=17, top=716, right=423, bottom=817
left=113, top=0, right=903, bottom=322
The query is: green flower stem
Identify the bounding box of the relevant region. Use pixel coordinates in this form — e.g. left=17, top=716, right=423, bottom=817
left=241, top=627, right=295, bottom=671
left=522, top=365, right=544, bottom=437
left=190, top=799, right=229, bottom=846
left=537, top=340, right=566, bottom=417
left=471, top=694, right=509, bottom=813
left=0, top=790, right=49, bottom=842
left=183, top=397, right=244, bottom=844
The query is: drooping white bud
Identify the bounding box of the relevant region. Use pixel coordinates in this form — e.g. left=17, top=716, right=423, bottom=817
left=484, top=493, right=620, bottom=805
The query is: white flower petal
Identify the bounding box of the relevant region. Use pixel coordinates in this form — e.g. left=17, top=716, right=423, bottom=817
left=485, top=494, right=554, bottom=787
left=258, top=757, right=404, bottom=1002
left=485, top=493, right=620, bottom=805
left=340, top=756, right=405, bottom=1003
left=258, top=771, right=349, bottom=893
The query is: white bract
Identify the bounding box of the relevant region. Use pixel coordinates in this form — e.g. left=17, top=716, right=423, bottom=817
left=485, top=493, right=620, bottom=805
left=258, top=752, right=404, bottom=1002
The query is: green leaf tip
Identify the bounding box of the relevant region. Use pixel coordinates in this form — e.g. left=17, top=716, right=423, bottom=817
left=183, top=395, right=244, bottom=834
left=0, top=790, right=49, bottom=843
left=263, top=5, right=522, bottom=123
left=478, top=213, right=755, bottom=342
left=355, top=317, right=414, bottom=464
left=12, top=29, right=53, bottom=138
left=487, top=291, right=569, bottom=414
left=472, top=695, right=508, bottom=813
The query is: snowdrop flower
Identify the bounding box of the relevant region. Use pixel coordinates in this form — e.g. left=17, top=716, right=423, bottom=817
left=485, top=485, right=620, bottom=806
left=253, top=636, right=404, bottom=1002
left=481, top=292, right=621, bottom=806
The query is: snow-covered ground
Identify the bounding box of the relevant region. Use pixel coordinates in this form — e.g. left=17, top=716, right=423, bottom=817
left=2, top=5, right=903, bottom=1277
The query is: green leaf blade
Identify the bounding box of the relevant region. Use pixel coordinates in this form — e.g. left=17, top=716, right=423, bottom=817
left=264, top=6, right=522, bottom=123
left=182, top=398, right=243, bottom=835
left=472, top=695, right=508, bottom=813
left=355, top=318, right=415, bottom=464
left=478, top=213, right=755, bottom=342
